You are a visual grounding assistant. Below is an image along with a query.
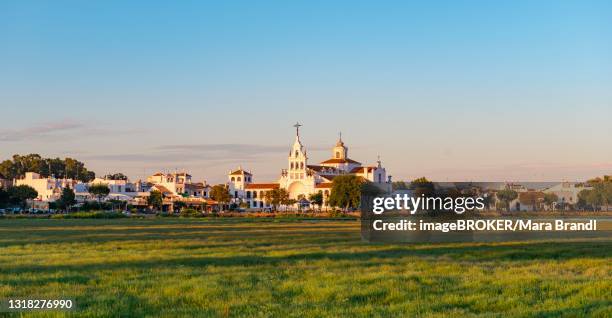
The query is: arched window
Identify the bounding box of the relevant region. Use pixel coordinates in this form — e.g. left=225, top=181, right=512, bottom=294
left=231, top=177, right=235, bottom=182
left=253, top=191, right=257, bottom=198
left=237, top=177, right=241, bottom=182
left=300, top=162, right=304, bottom=169
left=295, top=150, right=299, bottom=157
left=335, top=151, right=340, bottom=158
left=290, top=162, right=294, bottom=170
left=246, top=191, right=251, bottom=198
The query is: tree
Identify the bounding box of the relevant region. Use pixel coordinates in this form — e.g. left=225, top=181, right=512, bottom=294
left=210, top=184, right=230, bottom=211
left=263, top=188, right=289, bottom=211
left=392, top=181, right=409, bottom=191
left=578, top=182, right=612, bottom=211
left=8, top=185, right=38, bottom=209
left=543, top=193, right=558, bottom=211
left=286, top=198, right=297, bottom=211
left=410, top=177, right=435, bottom=198
left=328, top=175, right=363, bottom=211
left=0, top=187, right=9, bottom=208
left=0, top=154, right=95, bottom=182
left=362, top=182, right=383, bottom=197
left=58, top=187, right=76, bottom=211
left=173, top=200, right=187, bottom=212
left=104, top=173, right=128, bottom=180
left=88, top=183, right=110, bottom=202
left=308, top=192, right=324, bottom=211
left=483, top=193, right=496, bottom=210
left=496, top=189, right=518, bottom=211
left=148, top=190, right=163, bottom=211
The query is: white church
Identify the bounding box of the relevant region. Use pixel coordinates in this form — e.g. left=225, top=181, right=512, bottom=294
left=228, top=123, right=392, bottom=209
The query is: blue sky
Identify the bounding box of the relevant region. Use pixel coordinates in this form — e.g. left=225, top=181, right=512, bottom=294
left=1, top=0, right=611, bottom=183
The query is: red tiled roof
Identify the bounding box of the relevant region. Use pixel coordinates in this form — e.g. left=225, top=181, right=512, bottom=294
left=245, top=183, right=279, bottom=189
left=315, top=183, right=333, bottom=189
left=320, top=158, right=361, bottom=165
left=185, top=183, right=205, bottom=190
left=230, top=169, right=252, bottom=176
left=151, top=184, right=174, bottom=195
left=350, top=166, right=376, bottom=173
left=319, top=175, right=337, bottom=182
left=518, top=191, right=545, bottom=204
left=307, top=165, right=339, bottom=173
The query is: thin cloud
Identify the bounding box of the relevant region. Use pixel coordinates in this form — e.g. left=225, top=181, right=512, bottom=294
left=157, top=144, right=289, bottom=154
left=0, top=118, right=145, bottom=142
left=86, top=144, right=288, bottom=163
left=0, top=119, right=84, bottom=141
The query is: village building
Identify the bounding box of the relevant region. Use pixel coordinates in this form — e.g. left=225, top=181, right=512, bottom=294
left=13, top=172, right=76, bottom=201
left=228, top=124, right=392, bottom=210
left=543, top=182, right=592, bottom=208
left=146, top=172, right=210, bottom=198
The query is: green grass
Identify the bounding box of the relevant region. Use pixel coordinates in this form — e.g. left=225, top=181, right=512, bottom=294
left=0, top=218, right=610, bottom=317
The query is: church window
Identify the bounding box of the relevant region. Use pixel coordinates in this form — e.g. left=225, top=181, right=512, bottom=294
left=300, top=162, right=304, bottom=169
left=237, top=177, right=241, bottom=182
left=231, top=177, right=235, bottom=182
left=336, top=151, right=340, bottom=158
left=290, top=162, right=294, bottom=170
left=295, top=150, right=299, bottom=157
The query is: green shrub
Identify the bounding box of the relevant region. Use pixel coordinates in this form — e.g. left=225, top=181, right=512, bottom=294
left=179, top=208, right=200, bottom=218
left=328, top=209, right=345, bottom=218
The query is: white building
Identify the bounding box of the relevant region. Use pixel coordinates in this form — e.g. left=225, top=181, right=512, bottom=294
left=13, top=172, right=76, bottom=201
left=228, top=124, right=392, bottom=209
left=90, top=177, right=134, bottom=194
left=146, top=172, right=210, bottom=198
left=544, top=182, right=591, bottom=207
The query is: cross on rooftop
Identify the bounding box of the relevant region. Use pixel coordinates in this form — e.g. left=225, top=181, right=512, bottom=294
left=293, top=122, right=302, bottom=136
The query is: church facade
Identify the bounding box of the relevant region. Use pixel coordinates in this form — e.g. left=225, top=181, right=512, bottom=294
left=228, top=124, right=391, bottom=209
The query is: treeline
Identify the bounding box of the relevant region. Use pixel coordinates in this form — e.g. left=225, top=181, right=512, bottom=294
left=578, top=176, right=612, bottom=211
left=0, top=154, right=95, bottom=182
left=393, top=176, right=612, bottom=211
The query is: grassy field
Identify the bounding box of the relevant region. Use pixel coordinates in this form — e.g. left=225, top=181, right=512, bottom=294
left=0, top=218, right=610, bottom=317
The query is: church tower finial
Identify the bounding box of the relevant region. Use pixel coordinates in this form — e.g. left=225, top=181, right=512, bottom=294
left=293, top=122, right=302, bottom=137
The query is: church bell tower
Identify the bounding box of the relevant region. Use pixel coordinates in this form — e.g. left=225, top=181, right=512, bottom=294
left=333, top=132, right=348, bottom=159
